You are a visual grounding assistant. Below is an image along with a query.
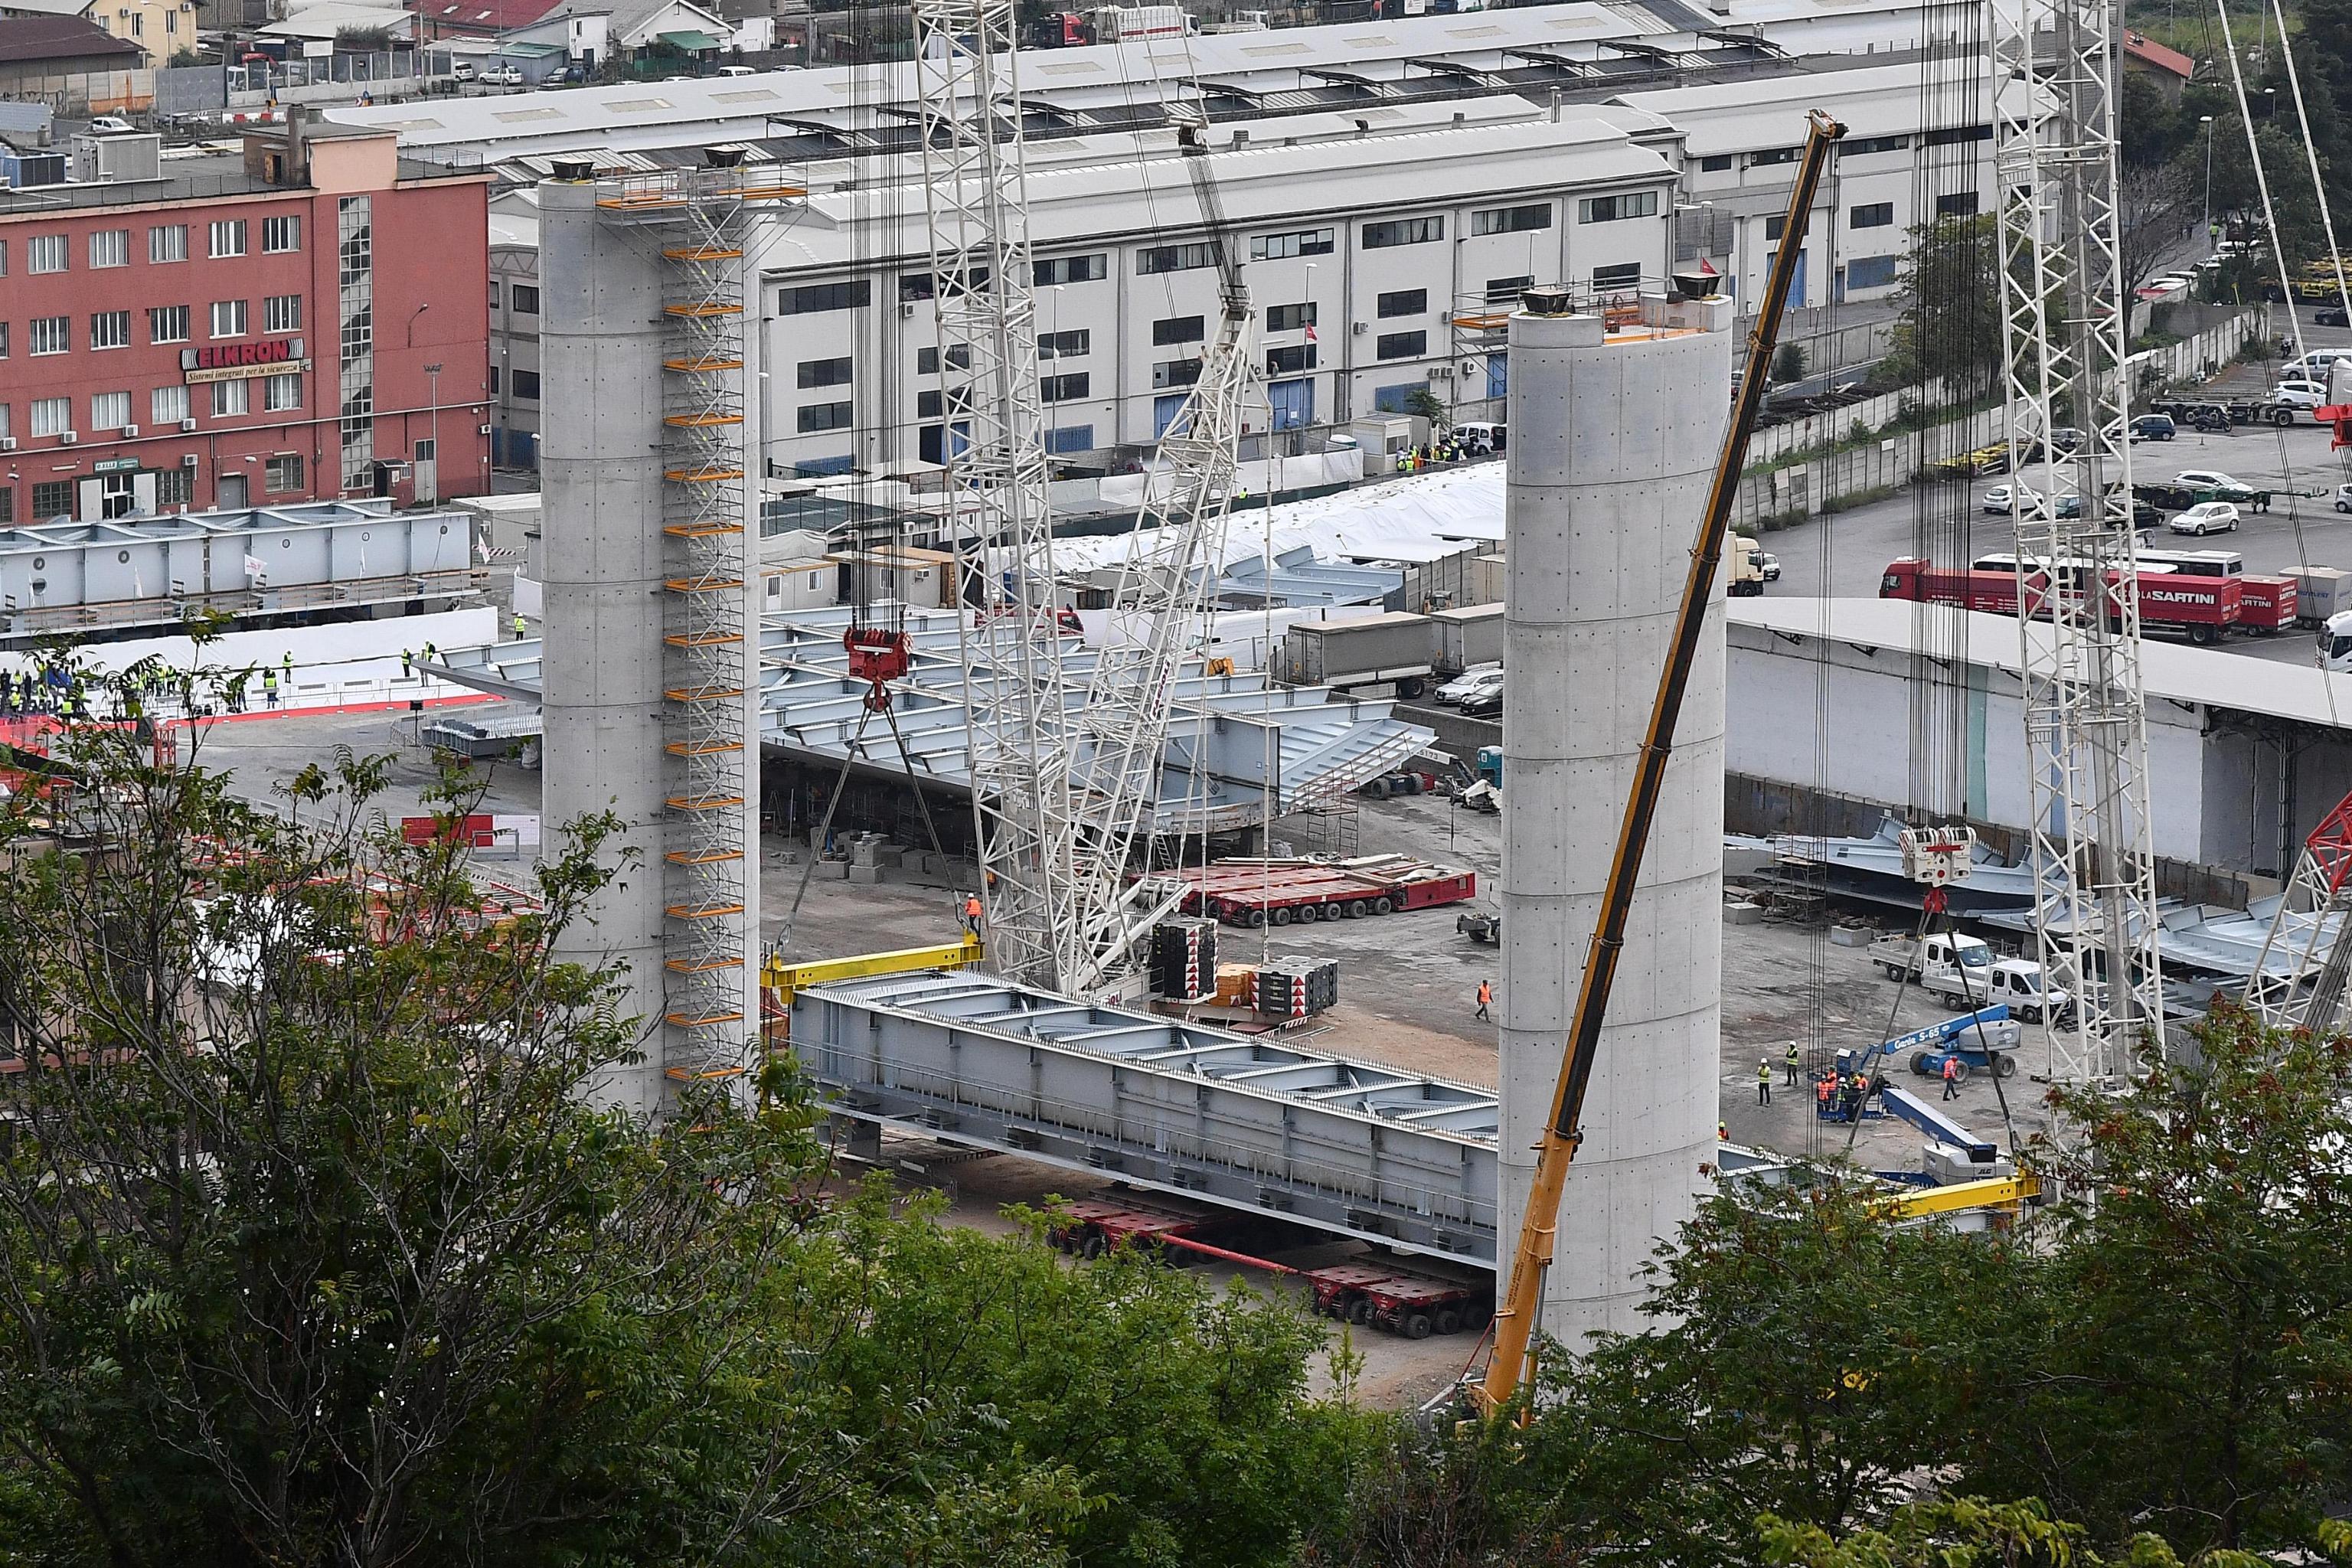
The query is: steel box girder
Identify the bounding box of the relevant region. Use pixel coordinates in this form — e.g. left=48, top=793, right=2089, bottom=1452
left=793, top=975, right=1498, bottom=1262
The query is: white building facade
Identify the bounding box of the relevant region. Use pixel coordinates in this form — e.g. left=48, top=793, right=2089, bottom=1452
left=749, top=103, right=1677, bottom=479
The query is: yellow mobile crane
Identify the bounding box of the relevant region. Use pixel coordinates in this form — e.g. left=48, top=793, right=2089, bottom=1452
left=1478, top=108, right=1845, bottom=1415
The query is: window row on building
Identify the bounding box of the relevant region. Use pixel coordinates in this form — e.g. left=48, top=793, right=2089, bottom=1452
left=1, top=297, right=304, bottom=358
left=0, top=217, right=301, bottom=279
left=0, top=374, right=304, bottom=439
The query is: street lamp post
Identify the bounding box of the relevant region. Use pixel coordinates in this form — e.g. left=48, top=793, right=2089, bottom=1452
left=2202, top=115, right=2217, bottom=242
left=426, top=361, right=443, bottom=504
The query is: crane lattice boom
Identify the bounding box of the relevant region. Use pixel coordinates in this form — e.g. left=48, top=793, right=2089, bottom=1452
left=914, top=0, right=1088, bottom=991
left=1993, top=0, right=2166, bottom=1080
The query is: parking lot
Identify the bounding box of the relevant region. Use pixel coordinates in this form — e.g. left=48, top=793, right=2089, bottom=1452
left=1758, top=414, right=2352, bottom=664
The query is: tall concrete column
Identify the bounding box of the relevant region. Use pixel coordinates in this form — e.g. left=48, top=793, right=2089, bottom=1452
left=539, top=176, right=669, bottom=1116
left=1498, top=292, right=1733, bottom=1347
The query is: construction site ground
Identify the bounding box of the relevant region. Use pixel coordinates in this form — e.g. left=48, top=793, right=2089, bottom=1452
left=199, top=704, right=2053, bottom=1411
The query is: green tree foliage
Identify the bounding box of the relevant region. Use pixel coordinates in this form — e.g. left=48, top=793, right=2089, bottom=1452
left=0, top=666, right=1369, bottom=1566
left=1960, top=1009, right=2352, bottom=1556
left=1883, top=214, right=2003, bottom=391
left=1312, top=1011, right=2352, bottom=1568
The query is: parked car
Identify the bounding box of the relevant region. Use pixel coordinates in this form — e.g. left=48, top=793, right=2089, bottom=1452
left=1455, top=420, right=1506, bottom=456
left=2169, top=501, right=2242, bottom=535
left=1458, top=688, right=1504, bottom=719
left=717, top=63, right=758, bottom=76
left=86, top=114, right=135, bottom=132
left=485, top=63, right=524, bottom=85
left=2130, top=413, right=2177, bottom=442
left=1434, top=665, right=1504, bottom=706
left=2172, top=469, right=2249, bottom=492
left=2318, top=306, right=2351, bottom=327
left=451, top=60, right=478, bottom=80
left=2049, top=426, right=2086, bottom=452
left=556, top=64, right=586, bottom=82
left=2272, top=378, right=2329, bottom=410
left=1981, top=485, right=2045, bottom=515
left=2335, top=482, right=2352, bottom=514
left=1758, top=552, right=1782, bottom=583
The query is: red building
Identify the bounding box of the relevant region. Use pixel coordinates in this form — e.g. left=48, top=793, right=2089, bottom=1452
left=0, top=113, right=490, bottom=524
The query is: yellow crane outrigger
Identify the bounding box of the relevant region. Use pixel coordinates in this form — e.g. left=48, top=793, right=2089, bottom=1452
left=1477, top=108, right=1847, bottom=1415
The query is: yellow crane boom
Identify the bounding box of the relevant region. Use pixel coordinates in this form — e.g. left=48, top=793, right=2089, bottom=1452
left=1477, top=108, right=1846, bottom=1415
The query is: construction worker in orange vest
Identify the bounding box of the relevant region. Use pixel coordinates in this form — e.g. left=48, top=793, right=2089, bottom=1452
left=1942, top=1054, right=1961, bottom=1102
left=1475, top=979, right=1492, bottom=1021
left=962, top=893, right=983, bottom=935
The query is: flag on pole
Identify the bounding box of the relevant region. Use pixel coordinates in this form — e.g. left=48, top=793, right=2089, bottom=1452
left=1304, top=322, right=1318, bottom=343
left=243, top=554, right=266, bottom=581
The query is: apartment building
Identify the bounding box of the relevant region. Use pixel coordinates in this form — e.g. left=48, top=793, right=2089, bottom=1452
left=0, top=116, right=491, bottom=524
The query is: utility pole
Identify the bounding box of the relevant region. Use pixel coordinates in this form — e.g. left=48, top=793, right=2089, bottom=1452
left=2202, top=114, right=2216, bottom=239
left=425, top=361, right=442, bottom=504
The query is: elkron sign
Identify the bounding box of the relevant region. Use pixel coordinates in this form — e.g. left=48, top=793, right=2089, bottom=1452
left=181, top=339, right=305, bottom=382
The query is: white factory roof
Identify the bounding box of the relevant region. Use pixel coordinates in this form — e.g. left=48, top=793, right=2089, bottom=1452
left=260, top=1, right=413, bottom=36
left=1730, top=596, right=2352, bottom=730
left=1608, top=60, right=1947, bottom=152
left=701, top=100, right=1674, bottom=271
left=321, top=0, right=1939, bottom=155
left=1018, top=109, right=1674, bottom=243
left=1056, top=462, right=1506, bottom=575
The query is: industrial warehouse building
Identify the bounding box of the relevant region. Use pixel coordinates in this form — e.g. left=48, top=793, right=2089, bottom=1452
left=324, top=0, right=1988, bottom=475
left=1726, top=597, right=2352, bottom=889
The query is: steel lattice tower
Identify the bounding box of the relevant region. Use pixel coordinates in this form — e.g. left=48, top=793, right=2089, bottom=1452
left=914, top=0, right=1088, bottom=991
left=1993, top=0, right=2166, bottom=1081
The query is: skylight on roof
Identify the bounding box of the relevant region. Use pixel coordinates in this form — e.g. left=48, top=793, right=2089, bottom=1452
left=1237, top=40, right=1310, bottom=54
left=493, top=107, right=564, bottom=121
left=710, top=87, right=779, bottom=102
left=1032, top=59, right=1102, bottom=74
left=604, top=96, right=674, bottom=112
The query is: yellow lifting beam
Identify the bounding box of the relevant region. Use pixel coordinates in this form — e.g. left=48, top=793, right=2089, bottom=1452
left=1868, top=1174, right=2042, bottom=1221
left=760, top=936, right=985, bottom=1011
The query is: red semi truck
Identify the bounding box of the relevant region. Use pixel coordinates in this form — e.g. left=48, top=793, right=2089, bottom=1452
left=1877, top=560, right=2050, bottom=614
left=2232, top=574, right=2298, bottom=634
left=2133, top=573, right=2243, bottom=643
left=1880, top=556, right=2244, bottom=644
